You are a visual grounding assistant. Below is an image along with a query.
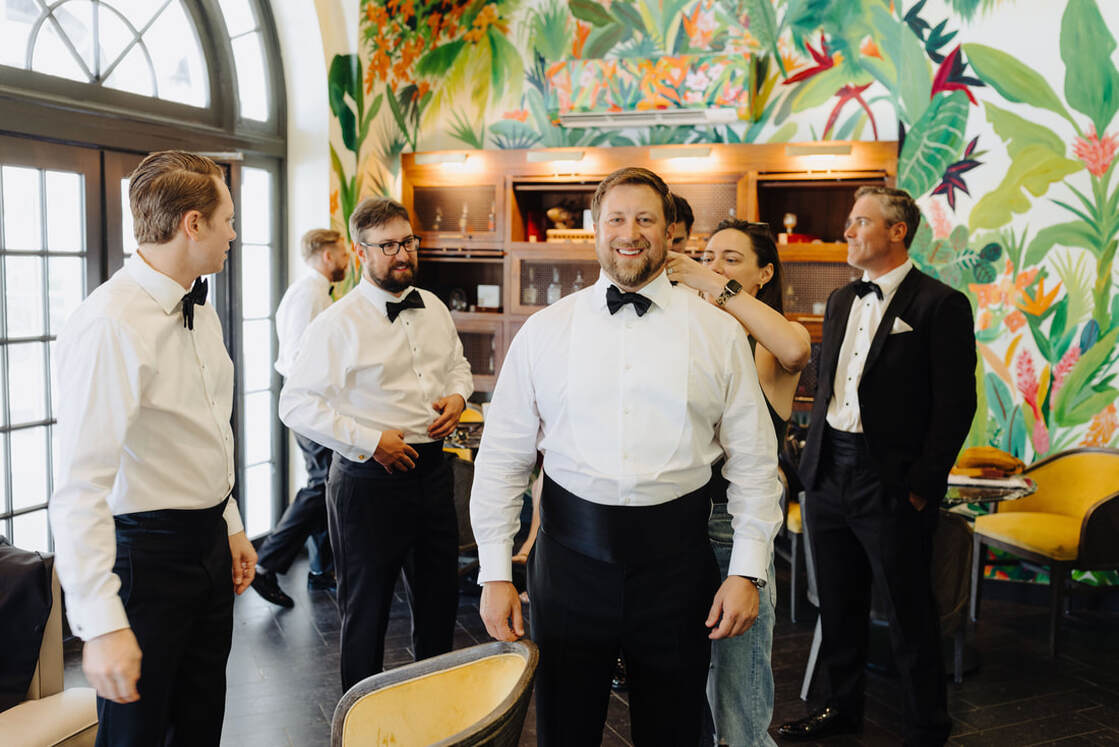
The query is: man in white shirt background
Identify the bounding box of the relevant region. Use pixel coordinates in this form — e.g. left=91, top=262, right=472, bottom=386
left=471, top=167, right=783, bottom=745
left=251, top=228, right=350, bottom=608
left=49, top=151, right=257, bottom=745
left=279, top=197, right=473, bottom=689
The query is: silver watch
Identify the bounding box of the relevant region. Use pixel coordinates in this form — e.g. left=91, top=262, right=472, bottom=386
left=740, top=575, right=767, bottom=589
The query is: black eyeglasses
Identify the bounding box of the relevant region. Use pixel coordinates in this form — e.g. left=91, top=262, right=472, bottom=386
left=357, top=235, right=421, bottom=256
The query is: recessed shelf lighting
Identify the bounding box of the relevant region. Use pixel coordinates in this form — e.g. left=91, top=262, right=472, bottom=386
left=414, top=152, right=469, bottom=165
left=650, top=146, right=712, bottom=160
left=785, top=144, right=853, bottom=157
left=526, top=150, right=585, bottom=163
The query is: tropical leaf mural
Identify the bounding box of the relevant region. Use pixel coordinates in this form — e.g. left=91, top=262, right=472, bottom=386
left=328, top=0, right=1119, bottom=473
left=324, top=0, right=1119, bottom=586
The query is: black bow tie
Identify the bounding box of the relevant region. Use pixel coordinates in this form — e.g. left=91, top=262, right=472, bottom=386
left=385, top=289, right=425, bottom=322
left=606, top=284, right=652, bottom=317
left=181, top=277, right=208, bottom=330
left=853, top=280, right=883, bottom=300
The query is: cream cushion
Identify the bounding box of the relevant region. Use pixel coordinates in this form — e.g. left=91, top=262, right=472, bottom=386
left=0, top=688, right=98, bottom=747
left=342, top=653, right=526, bottom=745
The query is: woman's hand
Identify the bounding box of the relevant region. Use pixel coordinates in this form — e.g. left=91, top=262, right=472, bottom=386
left=665, top=251, right=726, bottom=297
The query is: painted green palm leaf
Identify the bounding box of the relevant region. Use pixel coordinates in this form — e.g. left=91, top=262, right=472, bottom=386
left=861, top=4, right=931, bottom=126
left=1023, top=221, right=1100, bottom=267
left=963, top=43, right=1077, bottom=128
left=970, top=144, right=1083, bottom=231
left=898, top=91, right=969, bottom=198
left=328, top=54, right=362, bottom=154
left=1052, top=327, right=1119, bottom=426
left=745, top=0, right=786, bottom=76
left=1060, top=0, right=1119, bottom=137
left=983, top=101, right=1065, bottom=159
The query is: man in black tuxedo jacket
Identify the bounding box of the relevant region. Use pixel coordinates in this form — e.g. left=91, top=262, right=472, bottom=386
left=778, top=186, right=976, bottom=745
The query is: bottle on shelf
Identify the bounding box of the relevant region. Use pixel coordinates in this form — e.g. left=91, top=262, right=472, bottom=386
left=487, top=201, right=496, bottom=232
left=459, top=201, right=469, bottom=237
left=546, top=267, right=562, bottom=305
left=571, top=268, right=586, bottom=292
left=523, top=267, right=539, bottom=305
left=433, top=205, right=443, bottom=231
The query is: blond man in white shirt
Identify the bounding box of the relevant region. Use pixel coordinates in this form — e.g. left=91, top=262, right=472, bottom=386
left=251, top=228, right=350, bottom=608
left=280, top=197, right=473, bottom=689
left=471, top=168, right=782, bottom=745
left=49, top=151, right=257, bottom=746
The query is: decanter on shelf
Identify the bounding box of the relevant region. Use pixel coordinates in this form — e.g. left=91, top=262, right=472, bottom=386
left=459, top=202, right=469, bottom=236
left=432, top=205, right=443, bottom=231
left=487, top=201, right=496, bottom=232
left=571, top=268, right=586, bottom=292
left=546, top=267, right=562, bottom=305
left=523, top=267, right=539, bottom=305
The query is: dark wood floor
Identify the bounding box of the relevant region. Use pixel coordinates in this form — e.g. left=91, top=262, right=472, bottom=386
left=64, top=555, right=1119, bottom=746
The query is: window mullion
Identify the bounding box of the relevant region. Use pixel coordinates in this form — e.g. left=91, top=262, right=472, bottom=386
left=44, top=9, right=95, bottom=82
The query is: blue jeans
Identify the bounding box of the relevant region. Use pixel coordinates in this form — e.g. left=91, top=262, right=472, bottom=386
left=707, top=502, right=777, bottom=746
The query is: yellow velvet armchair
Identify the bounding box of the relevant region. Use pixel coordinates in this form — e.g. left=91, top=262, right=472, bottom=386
left=969, top=447, right=1119, bottom=657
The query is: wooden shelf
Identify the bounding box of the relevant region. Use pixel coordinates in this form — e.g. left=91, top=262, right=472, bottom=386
left=451, top=310, right=504, bottom=322
left=403, top=141, right=896, bottom=393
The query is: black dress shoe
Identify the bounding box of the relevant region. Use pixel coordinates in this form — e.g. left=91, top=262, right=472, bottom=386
left=776, top=706, right=860, bottom=741
left=251, top=568, right=294, bottom=608
left=307, top=570, right=336, bottom=591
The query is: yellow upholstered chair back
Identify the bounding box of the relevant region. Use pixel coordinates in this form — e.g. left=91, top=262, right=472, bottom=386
left=332, top=641, right=538, bottom=747
left=998, top=448, right=1119, bottom=517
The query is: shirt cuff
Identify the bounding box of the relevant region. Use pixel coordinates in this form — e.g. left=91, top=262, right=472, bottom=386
left=727, top=537, right=772, bottom=584
left=477, top=541, right=515, bottom=584
left=334, top=428, right=383, bottom=464
left=223, top=497, right=244, bottom=535
left=68, top=595, right=131, bottom=642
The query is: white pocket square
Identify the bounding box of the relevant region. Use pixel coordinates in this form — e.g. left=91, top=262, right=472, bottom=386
left=890, top=317, right=914, bottom=334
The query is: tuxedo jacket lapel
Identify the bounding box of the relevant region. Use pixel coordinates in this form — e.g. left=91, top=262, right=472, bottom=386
left=821, top=287, right=855, bottom=390
left=863, top=269, right=921, bottom=375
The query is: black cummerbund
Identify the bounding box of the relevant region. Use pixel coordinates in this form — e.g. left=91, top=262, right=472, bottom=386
left=824, top=425, right=872, bottom=466
left=114, top=497, right=229, bottom=554
left=539, top=473, right=710, bottom=565
left=334, top=439, right=446, bottom=479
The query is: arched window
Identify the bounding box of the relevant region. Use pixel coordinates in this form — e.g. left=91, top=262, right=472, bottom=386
left=0, top=0, right=287, bottom=548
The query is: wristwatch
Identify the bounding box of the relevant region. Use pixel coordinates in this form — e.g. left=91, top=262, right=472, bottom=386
left=714, top=278, right=743, bottom=306
left=740, top=575, right=767, bottom=589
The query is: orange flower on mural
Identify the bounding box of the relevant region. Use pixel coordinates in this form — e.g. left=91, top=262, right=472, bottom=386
left=367, top=4, right=388, bottom=27
left=400, top=0, right=415, bottom=22
left=1016, top=276, right=1061, bottom=316
left=330, top=189, right=339, bottom=216
left=1004, top=309, right=1026, bottom=332
left=427, top=13, right=441, bottom=37
left=572, top=20, right=591, bottom=58
left=503, top=109, right=529, bottom=122
left=369, top=48, right=390, bottom=84
left=977, top=309, right=991, bottom=330
left=1081, top=403, right=1118, bottom=446
left=413, top=81, right=430, bottom=101
left=859, top=36, right=882, bottom=59
left=1073, top=126, right=1119, bottom=178
left=968, top=282, right=1001, bottom=309
left=682, top=2, right=717, bottom=49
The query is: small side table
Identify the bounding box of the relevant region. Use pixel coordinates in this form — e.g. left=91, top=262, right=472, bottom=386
left=943, top=476, right=1038, bottom=511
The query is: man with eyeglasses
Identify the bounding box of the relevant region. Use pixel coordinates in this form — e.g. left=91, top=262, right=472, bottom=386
left=279, top=196, right=473, bottom=688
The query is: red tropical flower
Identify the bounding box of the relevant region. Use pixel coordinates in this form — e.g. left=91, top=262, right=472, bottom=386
left=1073, top=126, right=1119, bottom=178
left=932, top=136, right=982, bottom=210
left=930, top=45, right=982, bottom=105
left=823, top=83, right=878, bottom=140
left=783, top=35, right=837, bottom=85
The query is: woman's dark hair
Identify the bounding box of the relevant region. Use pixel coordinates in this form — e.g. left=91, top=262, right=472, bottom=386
left=710, top=218, right=784, bottom=313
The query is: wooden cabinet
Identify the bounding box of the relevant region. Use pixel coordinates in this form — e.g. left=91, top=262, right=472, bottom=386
left=402, top=142, right=897, bottom=394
